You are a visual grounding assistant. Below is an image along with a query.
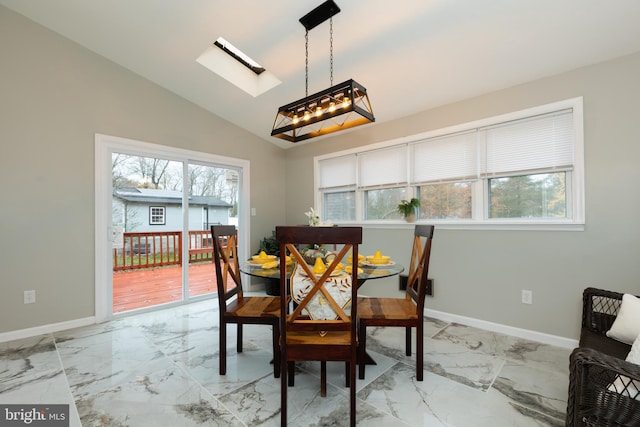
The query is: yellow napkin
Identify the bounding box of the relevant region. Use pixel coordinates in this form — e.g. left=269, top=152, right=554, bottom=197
left=262, top=260, right=278, bottom=269
left=346, top=253, right=366, bottom=264
left=345, top=265, right=363, bottom=275
left=313, top=257, right=326, bottom=274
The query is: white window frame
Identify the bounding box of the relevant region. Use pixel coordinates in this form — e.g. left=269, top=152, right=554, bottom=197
left=149, top=206, right=166, bottom=225
left=94, top=133, right=252, bottom=322
left=314, top=97, right=585, bottom=231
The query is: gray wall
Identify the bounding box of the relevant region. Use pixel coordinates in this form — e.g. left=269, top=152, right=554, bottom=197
left=0, top=7, right=286, bottom=334
left=285, top=52, right=640, bottom=341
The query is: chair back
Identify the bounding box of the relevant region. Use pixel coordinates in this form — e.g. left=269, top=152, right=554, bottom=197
left=211, top=225, right=242, bottom=313
left=405, top=225, right=435, bottom=313
left=275, top=226, right=362, bottom=334
left=277, top=226, right=362, bottom=426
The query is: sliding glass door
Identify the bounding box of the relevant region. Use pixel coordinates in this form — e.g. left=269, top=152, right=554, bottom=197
left=186, top=162, right=240, bottom=298
left=95, top=134, right=247, bottom=319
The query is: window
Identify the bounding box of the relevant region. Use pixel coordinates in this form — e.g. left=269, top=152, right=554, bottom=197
left=315, top=97, right=584, bottom=229
left=149, top=206, right=166, bottom=225
left=488, top=172, right=566, bottom=219
left=323, top=190, right=355, bottom=221
left=319, top=155, right=357, bottom=221
left=418, top=182, right=473, bottom=219
left=365, top=188, right=409, bottom=220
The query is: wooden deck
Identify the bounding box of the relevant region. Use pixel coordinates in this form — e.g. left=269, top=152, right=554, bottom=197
left=113, top=261, right=219, bottom=313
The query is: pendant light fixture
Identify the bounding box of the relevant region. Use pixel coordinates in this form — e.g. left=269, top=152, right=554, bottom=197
left=271, top=0, right=375, bottom=143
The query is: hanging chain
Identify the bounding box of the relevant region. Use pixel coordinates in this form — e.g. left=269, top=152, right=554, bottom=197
left=330, top=18, right=334, bottom=86
left=304, top=18, right=333, bottom=97
left=305, top=29, right=309, bottom=97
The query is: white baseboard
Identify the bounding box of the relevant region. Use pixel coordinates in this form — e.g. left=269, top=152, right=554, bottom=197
left=424, top=308, right=578, bottom=349
left=0, top=308, right=579, bottom=350
left=0, top=317, right=96, bottom=344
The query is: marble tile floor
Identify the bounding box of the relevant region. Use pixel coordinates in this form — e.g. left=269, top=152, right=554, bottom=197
left=0, top=299, right=571, bottom=426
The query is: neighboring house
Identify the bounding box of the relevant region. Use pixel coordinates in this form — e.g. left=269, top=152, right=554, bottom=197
left=113, top=187, right=232, bottom=232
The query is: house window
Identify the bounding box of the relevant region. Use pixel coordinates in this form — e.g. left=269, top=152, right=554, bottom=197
left=315, top=97, right=584, bottom=229
left=149, top=206, right=166, bottom=225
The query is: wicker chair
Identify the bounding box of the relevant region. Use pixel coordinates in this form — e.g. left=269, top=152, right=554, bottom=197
left=566, top=287, right=640, bottom=426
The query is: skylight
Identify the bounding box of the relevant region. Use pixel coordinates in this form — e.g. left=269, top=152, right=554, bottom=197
left=213, top=37, right=264, bottom=75
left=196, top=37, right=281, bottom=97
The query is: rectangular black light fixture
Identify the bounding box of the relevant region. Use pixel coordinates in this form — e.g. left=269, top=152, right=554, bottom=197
left=271, top=79, right=374, bottom=143
left=271, top=0, right=375, bottom=143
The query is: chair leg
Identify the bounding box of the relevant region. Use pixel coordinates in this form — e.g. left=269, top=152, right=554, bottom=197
left=281, top=354, right=287, bottom=427
left=405, top=326, right=412, bottom=356
left=321, top=361, right=327, bottom=397
left=220, top=321, right=227, bottom=375
left=272, top=324, right=281, bottom=378
left=237, top=323, right=243, bottom=353
left=288, top=362, right=295, bottom=386
left=358, top=323, right=366, bottom=380
left=345, top=362, right=350, bottom=387
left=416, top=322, right=423, bottom=381
left=349, top=354, right=356, bottom=427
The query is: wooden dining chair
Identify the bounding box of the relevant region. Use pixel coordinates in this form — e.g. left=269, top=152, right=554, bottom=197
left=276, top=226, right=362, bottom=427
left=211, top=225, right=280, bottom=378
left=357, top=224, right=434, bottom=381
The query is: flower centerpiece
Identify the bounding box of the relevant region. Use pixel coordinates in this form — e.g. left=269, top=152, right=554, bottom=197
left=301, top=244, right=329, bottom=265
left=304, top=207, right=320, bottom=226
left=301, top=208, right=334, bottom=263
left=304, top=207, right=333, bottom=227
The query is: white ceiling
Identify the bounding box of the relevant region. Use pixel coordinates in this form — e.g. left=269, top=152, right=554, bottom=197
left=3, top=0, right=640, bottom=149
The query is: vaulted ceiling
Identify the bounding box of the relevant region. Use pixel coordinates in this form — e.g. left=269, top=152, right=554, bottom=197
left=3, top=0, right=640, bottom=149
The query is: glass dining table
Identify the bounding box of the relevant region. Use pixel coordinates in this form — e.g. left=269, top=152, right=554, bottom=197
left=240, top=258, right=404, bottom=290
left=240, top=258, right=404, bottom=367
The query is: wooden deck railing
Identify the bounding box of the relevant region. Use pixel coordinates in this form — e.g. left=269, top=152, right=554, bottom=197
left=113, top=230, right=216, bottom=271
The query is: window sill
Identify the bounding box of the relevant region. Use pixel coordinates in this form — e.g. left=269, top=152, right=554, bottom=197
left=331, top=220, right=585, bottom=232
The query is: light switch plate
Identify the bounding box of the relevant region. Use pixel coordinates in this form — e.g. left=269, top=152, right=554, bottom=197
left=24, top=290, right=36, bottom=304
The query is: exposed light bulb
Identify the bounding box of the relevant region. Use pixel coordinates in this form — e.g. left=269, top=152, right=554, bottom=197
left=304, top=111, right=311, bottom=121
left=315, top=106, right=322, bottom=117
left=328, top=102, right=336, bottom=113
left=292, top=114, right=299, bottom=125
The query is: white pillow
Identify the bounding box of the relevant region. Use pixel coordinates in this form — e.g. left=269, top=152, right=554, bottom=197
left=607, top=334, right=640, bottom=399
left=628, top=334, right=640, bottom=364
left=606, top=294, right=640, bottom=345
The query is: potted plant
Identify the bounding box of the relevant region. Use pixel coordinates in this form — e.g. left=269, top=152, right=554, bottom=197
left=255, top=231, right=278, bottom=256
left=397, top=198, right=420, bottom=222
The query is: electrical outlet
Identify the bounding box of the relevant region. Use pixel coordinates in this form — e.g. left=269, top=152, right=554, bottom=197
left=521, top=290, right=532, bottom=305
left=24, top=290, right=36, bottom=304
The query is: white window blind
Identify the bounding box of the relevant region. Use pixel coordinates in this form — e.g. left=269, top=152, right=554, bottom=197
left=482, top=109, right=574, bottom=176
left=319, top=155, right=356, bottom=189
left=358, top=145, right=407, bottom=188
left=411, top=131, right=478, bottom=184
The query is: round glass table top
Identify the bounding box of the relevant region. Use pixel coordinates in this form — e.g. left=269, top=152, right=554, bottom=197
left=241, top=260, right=404, bottom=281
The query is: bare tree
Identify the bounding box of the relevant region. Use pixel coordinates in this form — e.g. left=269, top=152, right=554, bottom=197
left=136, top=157, right=170, bottom=189
left=111, top=154, right=239, bottom=216
left=112, top=153, right=138, bottom=188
